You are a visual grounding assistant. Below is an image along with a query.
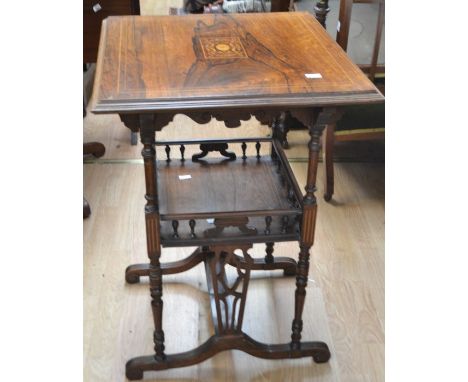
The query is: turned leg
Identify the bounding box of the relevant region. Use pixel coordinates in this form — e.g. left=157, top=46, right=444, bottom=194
left=126, top=243, right=327, bottom=379
left=314, top=0, right=330, bottom=29
left=323, top=124, right=335, bottom=202
left=140, top=120, right=165, bottom=361
left=289, top=107, right=342, bottom=361
left=149, top=257, right=165, bottom=359
left=263, top=242, right=296, bottom=276
left=291, top=243, right=311, bottom=347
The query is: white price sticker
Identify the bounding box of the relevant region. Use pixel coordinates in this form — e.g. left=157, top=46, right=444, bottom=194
left=93, top=3, right=102, bottom=12
left=305, top=73, right=323, bottom=79
left=178, top=174, right=192, bottom=180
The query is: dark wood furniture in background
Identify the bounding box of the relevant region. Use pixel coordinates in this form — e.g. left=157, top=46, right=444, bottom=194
left=320, top=0, right=385, bottom=200
left=83, top=140, right=105, bottom=219
left=84, top=0, right=140, bottom=144
left=84, top=0, right=140, bottom=62
left=335, top=0, right=384, bottom=81
left=92, top=13, right=383, bottom=380
left=83, top=66, right=105, bottom=219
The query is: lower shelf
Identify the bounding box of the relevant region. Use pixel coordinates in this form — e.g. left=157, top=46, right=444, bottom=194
left=155, top=140, right=303, bottom=247
left=157, top=156, right=301, bottom=217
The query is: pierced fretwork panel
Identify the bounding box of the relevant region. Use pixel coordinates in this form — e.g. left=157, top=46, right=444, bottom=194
left=208, top=246, right=253, bottom=335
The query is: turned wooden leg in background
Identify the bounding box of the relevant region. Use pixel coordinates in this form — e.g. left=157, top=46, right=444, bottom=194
left=314, top=0, right=330, bottom=28
left=323, top=124, right=335, bottom=202
left=83, top=197, right=91, bottom=219
left=83, top=142, right=105, bottom=158
left=83, top=142, right=105, bottom=219
left=273, top=112, right=290, bottom=149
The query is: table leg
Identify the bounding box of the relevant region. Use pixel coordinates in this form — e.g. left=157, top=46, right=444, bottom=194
left=126, top=244, right=325, bottom=380
left=314, top=0, right=330, bottom=29
left=289, top=107, right=341, bottom=358
left=125, top=109, right=342, bottom=379
left=140, top=122, right=165, bottom=363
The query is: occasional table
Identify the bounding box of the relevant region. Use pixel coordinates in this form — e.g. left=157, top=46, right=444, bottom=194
left=92, top=12, right=383, bottom=380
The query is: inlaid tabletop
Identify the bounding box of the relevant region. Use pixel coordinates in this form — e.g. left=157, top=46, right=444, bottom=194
left=92, top=12, right=383, bottom=113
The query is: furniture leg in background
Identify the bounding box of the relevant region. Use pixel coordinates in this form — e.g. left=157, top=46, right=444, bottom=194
left=83, top=142, right=105, bottom=218
left=323, top=124, right=335, bottom=201
left=314, top=0, right=330, bottom=27
left=319, top=0, right=385, bottom=201
left=84, top=0, right=141, bottom=145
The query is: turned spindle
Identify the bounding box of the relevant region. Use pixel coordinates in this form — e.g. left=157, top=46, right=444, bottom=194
left=281, top=215, right=289, bottom=234
left=189, top=219, right=196, bottom=238
left=280, top=173, right=286, bottom=186
left=264, top=215, right=272, bottom=235
left=172, top=220, right=179, bottom=238
left=165, top=145, right=171, bottom=162
left=180, top=145, right=185, bottom=162
left=255, top=141, right=261, bottom=159
left=241, top=142, right=247, bottom=160
left=265, top=242, right=274, bottom=264
left=288, top=186, right=295, bottom=203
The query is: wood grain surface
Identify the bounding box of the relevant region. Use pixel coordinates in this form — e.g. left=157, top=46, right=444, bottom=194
left=157, top=157, right=293, bottom=215
left=92, top=13, right=383, bottom=113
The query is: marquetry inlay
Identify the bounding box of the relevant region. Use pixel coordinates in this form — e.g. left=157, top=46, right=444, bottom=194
left=199, top=37, right=248, bottom=59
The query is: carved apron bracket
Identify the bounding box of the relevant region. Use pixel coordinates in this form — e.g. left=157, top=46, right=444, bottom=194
left=204, top=217, right=257, bottom=238
left=119, top=109, right=282, bottom=134
left=119, top=113, right=176, bottom=133
left=192, top=143, right=236, bottom=162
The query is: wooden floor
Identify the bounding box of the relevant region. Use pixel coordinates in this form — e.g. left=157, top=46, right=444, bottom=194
left=84, top=3, right=384, bottom=381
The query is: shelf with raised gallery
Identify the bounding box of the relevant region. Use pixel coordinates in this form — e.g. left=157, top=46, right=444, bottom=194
left=154, top=138, right=303, bottom=247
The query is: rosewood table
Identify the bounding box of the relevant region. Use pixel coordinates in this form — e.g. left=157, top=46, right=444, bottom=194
left=91, top=12, right=383, bottom=380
